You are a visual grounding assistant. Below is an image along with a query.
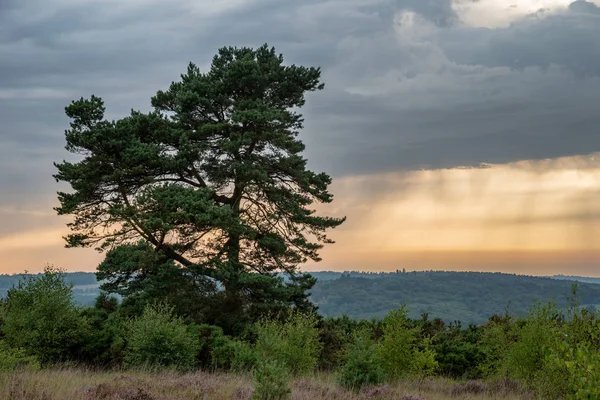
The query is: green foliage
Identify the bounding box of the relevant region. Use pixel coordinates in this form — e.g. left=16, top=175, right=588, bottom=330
left=425, top=318, right=485, bottom=379
left=478, top=314, right=518, bottom=378
left=501, top=304, right=567, bottom=396
left=411, top=338, right=438, bottom=377
left=552, top=290, right=600, bottom=399
left=318, top=315, right=358, bottom=370
left=2, top=266, right=87, bottom=365
left=255, top=311, right=322, bottom=375
left=77, top=294, right=123, bottom=366
left=228, top=340, right=257, bottom=372
left=0, top=342, right=40, bottom=372
left=54, top=44, right=345, bottom=330
left=338, top=328, right=386, bottom=391
left=559, top=341, right=600, bottom=399
left=252, top=359, right=291, bottom=400
left=200, top=325, right=257, bottom=371
left=97, top=243, right=218, bottom=322
left=375, top=307, right=438, bottom=379
left=123, top=303, right=199, bottom=370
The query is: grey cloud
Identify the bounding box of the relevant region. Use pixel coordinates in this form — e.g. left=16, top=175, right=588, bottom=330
left=569, top=0, right=600, bottom=14
left=441, top=12, right=600, bottom=77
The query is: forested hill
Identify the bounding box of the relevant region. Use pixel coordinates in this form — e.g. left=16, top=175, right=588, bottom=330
left=310, top=271, right=600, bottom=324
left=1, top=270, right=599, bottom=324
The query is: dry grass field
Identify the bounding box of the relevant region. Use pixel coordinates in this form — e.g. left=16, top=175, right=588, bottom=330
left=0, top=368, right=535, bottom=400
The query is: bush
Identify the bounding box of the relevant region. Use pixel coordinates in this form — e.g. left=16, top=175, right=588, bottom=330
left=2, top=266, right=87, bottom=364
left=318, top=316, right=357, bottom=370
left=430, top=323, right=485, bottom=379
left=0, top=342, right=40, bottom=372
left=499, top=304, right=568, bottom=397
left=123, top=303, right=199, bottom=370
left=410, top=338, right=438, bottom=377
left=252, top=359, right=292, bottom=400
left=255, top=311, right=322, bottom=375
left=193, top=324, right=256, bottom=371
left=229, top=340, right=257, bottom=372
left=338, top=328, right=386, bottom=391
left=559, top=341, right=600, bottom=399
left=478, top=314, right=518, bottom=378
left=78, top=293, right=122, bottom=366
left=376, top=307, right=437, bottom=379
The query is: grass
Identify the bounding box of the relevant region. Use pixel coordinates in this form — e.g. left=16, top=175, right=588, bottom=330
left=0, top=368, right=535, bottom=400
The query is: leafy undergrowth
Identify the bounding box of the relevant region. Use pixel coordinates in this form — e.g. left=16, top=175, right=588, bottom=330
left=0, top=369, right=534, bottom=400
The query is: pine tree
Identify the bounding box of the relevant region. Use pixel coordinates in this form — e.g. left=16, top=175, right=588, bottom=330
left=54, top=44, right=345, bottom=330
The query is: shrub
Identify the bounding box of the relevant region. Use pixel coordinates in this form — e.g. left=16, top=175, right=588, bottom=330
left=0, top=342, right=40, bottom=372
left=255, top=311, right=322, bottom=375
left=2, top=266, right=87, bottom=364
left=252, top=359, right=292, bottom=400
left=500, top=304, right=568, bottom=397
left=410, top=338, right=438, bottom=377
left=78, top=293, right=122, bottom=366
left=338, top=328, right=386, bottom=391
left=123, top=303, right=199, bottom=370
left=430, top=324, right=485, bottom=379
left=376, top=306, right=437, bottom=379
left=192, top=324, right=256, bottom=371
left=478, top=314, right=518, bottom=378
left=230, top=340, right=257, bottom=372
left=318, top=316, right=357, bottom=370
left=559, top=341, right=600, bottom=399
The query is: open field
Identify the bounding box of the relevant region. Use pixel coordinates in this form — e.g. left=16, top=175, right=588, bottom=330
left=0, top=369, right=534, bottom=400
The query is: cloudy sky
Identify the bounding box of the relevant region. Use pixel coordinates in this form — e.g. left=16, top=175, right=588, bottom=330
left=1, top=0, right=600, bottom=275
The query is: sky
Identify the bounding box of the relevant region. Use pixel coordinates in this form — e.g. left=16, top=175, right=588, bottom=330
left=1, top=0, right=600, bottom=275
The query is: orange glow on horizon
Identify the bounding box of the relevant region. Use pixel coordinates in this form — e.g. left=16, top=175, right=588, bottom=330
left=2, top=153, right=600, bottom=276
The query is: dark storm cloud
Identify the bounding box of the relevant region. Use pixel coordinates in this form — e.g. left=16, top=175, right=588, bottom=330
left=1, top=0, right=600, bottom=229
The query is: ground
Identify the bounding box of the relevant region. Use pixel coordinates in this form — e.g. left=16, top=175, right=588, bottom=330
left=0, top=369, right=535, bottom=400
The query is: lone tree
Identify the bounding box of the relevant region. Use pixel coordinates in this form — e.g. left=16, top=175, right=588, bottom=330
left=54, top=45, right=345, bottom=330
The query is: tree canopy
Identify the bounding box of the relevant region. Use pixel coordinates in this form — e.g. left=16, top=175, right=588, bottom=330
left=54, top=44, right=345, bottom=329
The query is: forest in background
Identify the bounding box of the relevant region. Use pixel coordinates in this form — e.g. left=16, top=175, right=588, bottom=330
left=2, top=270, right=599, bottom=325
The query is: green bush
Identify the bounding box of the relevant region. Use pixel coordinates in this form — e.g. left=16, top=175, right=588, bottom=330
left=78, top=293, right=122, bottom=366
left=478, top=314, right=518, bottom=378
left=430, top=323, right=485, bottom=379
left=559, top=341, right=600, bottom=399
left=252, top=359, right=291, bottom=400
left=2, top=266, right=88, bottom=364
left=499, top=304, right=568, bottom=398
left=255, top=311, right=322, bottom=375
left=318, top=316, right=357, bottom=370
left=123, top=303, right=199, bottom=370
left=410, top=338, right=438, bottom=377
left=229, top=340, right=257, bottom=372
left=0, top=342, right=40, bottom=372
left=375, top=307, right=437, bottom=379
left=192, top=324, right=256, bottom=371
left=338, top=328, right=386, bottom=391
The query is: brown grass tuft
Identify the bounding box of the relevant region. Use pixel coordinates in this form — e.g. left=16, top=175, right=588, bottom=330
left=7, top=375, right=52, bottom=400
left=83, top=383, right=156, bottom=400
left=450, top=380, right=488, bottom=396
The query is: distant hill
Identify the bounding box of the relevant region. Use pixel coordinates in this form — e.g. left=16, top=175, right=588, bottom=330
left=310, top=271, right=600, bottom=324
left=1, top=270, right=599, bottom=324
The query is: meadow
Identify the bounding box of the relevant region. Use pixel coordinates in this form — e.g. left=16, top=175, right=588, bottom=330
left=1, top=369, right=533, bottom=400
